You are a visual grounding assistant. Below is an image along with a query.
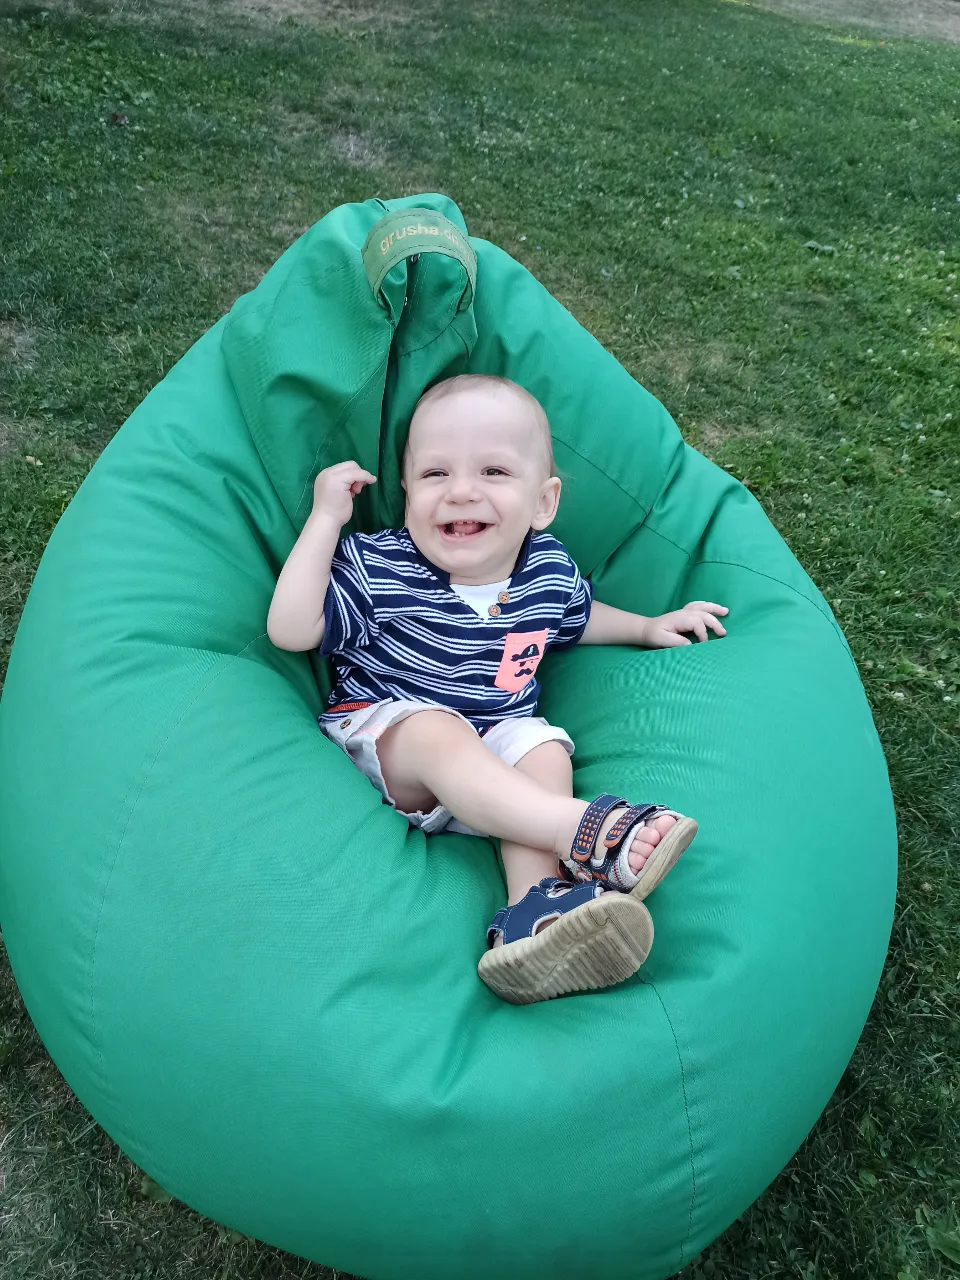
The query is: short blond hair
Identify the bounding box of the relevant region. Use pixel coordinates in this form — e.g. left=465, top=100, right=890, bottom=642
left=409, top=374, right=555, bottom=477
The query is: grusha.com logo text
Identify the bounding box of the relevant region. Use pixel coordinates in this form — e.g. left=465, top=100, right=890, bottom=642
left=380, top=222, right=464, bottom=255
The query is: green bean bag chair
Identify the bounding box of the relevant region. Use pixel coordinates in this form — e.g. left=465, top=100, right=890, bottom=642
left=0, top=194, right=896, bottom=1279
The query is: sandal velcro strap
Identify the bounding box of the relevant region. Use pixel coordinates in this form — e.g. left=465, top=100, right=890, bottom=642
left=561, top=800, right=689, bottom=895
left=570, top=794, right=625, bottom=864
left=603, top=803, right=662, bottom=854
left=486, top=878, right=606, bottom=947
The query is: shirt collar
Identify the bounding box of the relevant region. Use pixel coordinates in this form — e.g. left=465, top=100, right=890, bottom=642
left=403, top=527, right=450, bottom=585
left=401, top=527, right=535, bottom=588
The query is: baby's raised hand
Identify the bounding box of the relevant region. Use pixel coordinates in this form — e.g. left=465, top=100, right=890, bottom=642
left=311, top=461, right=377, bottom=529
left=643, top=601, right=728, bottom=647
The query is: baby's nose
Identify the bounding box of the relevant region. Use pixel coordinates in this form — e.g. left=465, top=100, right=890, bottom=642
left=446, top=475, right=480, bottom=501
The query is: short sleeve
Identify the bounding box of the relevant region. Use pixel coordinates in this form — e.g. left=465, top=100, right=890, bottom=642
left=319, top=535, right=379, bottom=657
left=550, top=561, right=594, bottom=651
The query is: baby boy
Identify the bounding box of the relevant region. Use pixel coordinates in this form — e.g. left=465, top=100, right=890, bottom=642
left=267, top=375, right=727, bottom=1004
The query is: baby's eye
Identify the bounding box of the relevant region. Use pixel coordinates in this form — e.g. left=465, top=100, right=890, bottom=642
left=422, top=468, right=448, bottom=479
left=482, top=467, right=509, bottom=477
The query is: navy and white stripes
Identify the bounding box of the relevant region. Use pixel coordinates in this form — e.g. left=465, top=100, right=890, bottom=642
left=320, top=528, right=592, bottom=730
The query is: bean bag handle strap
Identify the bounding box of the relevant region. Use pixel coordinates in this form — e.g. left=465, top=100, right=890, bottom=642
left=362, top=207, right=478, bottom=313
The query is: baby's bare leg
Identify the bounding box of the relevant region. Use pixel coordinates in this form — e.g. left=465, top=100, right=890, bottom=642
left=376, top=711, right=583, bottom=856
left=499, top=741, right=572, bottom=904
left=376, top=710, right=679, bottom=876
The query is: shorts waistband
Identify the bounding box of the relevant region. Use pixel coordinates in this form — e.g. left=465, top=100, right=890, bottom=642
left=324, top=700, right=375, bottom=716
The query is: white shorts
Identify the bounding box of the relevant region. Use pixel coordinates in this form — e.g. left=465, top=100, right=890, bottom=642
left=319, top=698, right=574, bottom=835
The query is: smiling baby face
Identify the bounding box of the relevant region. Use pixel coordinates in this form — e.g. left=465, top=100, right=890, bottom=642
left=402, top=376, right=560, bottom=586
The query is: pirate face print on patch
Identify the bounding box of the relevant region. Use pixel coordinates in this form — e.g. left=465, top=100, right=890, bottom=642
left=494, top=630, right=550, bottom=693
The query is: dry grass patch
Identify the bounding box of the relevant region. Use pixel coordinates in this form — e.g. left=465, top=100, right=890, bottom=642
left=730, top=0, right=960, bottom=44
left=0, top=553, right=34, bottom=693
left=0, top=414, right=49, bottom=460
left=269, top=218, right=312, bottom=246
left=168, top=198, right=237, bottom=237
left=227, top=0, right=419, bottom=24
left=26, top=0, right=433, bottom=30
left=282, top=109, right=321, bottom=140
left=0, top=321, right=37, bottom=371
left=647, top=344, right=695, bottom=386
left=633, top=340, right=733, bottom=394
left=280, top=112, right=387, bottom=166
left=155, top=195, right=275, bottom=295
left=27, top=0, right=959, bottom=41
left=327, top=128, right=386, bottom=167
left=693, top=419, right=767, bottom=455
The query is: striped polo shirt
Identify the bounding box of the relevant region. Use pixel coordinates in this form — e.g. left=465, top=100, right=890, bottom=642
left=319, top=528, right=592, bottom=731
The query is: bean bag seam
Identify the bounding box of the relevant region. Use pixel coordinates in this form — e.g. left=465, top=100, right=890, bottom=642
left=395, top=280, right=462, bottom=359
left=224, top=226, right=395, bottom=526
left=693, top=558, right=851, bottom=655
left=256, top=238, right=390, bottom=527
left=405, top=245, right=428, bottom=327
left=292, top=363, right=389, bottom=525
left=222, top=273, right=333, bottom=332
left=89, top=633, right=267, bottom=1081
left=640, top=523, right=850, bottom=656
left=644, top=980, right=698, bottom=1269
left=555, top=439, right=652, bottom=552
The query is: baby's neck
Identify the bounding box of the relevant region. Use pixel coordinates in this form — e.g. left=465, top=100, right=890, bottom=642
left=405, top=526, right=530, bottom=587
left=448, top=571, right=512, bottom=587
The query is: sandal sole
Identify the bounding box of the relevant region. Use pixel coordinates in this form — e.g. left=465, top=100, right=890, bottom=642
left=477, top=894, right=654, bottom=1005
left=628, top=816, right=698, bottom=903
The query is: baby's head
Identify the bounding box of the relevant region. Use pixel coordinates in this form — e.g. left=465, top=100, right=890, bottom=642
left=402, top=375, right=561, bottom=585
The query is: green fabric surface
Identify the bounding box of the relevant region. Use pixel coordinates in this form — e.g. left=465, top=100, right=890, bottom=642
left=0, top=194, right=897, bottom=1279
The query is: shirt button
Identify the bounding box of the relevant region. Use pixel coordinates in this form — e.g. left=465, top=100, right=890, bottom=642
left=498, top=591, right=510, bottom=604
left=340, top=719, right=352, bottom=729
left=488, top=604, right=501, bottom=617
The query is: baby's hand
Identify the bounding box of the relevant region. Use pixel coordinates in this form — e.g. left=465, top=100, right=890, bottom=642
left=643, top=601, right=728, bottom=648
left=311, top=461, right=377, bottom=528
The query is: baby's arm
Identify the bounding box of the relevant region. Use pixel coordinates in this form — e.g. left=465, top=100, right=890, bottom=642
left=580, top=599, right=728, bottom=649
left=266, top=461, right=376, bottom=652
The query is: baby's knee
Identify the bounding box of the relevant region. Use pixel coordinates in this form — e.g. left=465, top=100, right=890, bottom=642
left=376, top=708, right=472, bottom=777
left=513, top=738, right=574, bottom=787
left=376, top=709, right=474, bottom=815
left=522, top=738, right=572, bottom=766
left=384, top=708, right=473, bottom=751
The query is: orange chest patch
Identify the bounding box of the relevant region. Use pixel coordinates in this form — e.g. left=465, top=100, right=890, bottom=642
left=494, top=630, right=549, bottom=693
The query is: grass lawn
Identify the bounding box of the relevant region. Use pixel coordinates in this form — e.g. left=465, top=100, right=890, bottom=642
left=1, top=0, right=959, bottom=1276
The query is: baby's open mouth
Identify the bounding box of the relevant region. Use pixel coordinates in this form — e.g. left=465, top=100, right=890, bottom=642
left=439, top=521, right=489, bottom=538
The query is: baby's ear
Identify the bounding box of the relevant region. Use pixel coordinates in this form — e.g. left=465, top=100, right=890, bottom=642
left=531, top=476, right=562, bottom=530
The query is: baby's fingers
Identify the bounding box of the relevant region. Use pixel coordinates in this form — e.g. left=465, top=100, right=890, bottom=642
left=704, top=613, right=727, bottom=637
left=314, top=461, right=376, bottom=491
left=327, top=461, right=376, bottom=482
left=685, top=600, right=729, bottom=616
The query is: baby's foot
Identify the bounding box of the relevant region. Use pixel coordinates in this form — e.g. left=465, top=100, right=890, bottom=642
left=559, top=798, right=698, bottom=899
left=479, top=878, right=654, bottom=1004
left=601, top=812, right=677, bottom=875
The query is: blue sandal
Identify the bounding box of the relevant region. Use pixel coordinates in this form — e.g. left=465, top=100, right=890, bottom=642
left=477, top=877, right=653, bottom=1005
left=560, top=794, right=698, bottom=900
